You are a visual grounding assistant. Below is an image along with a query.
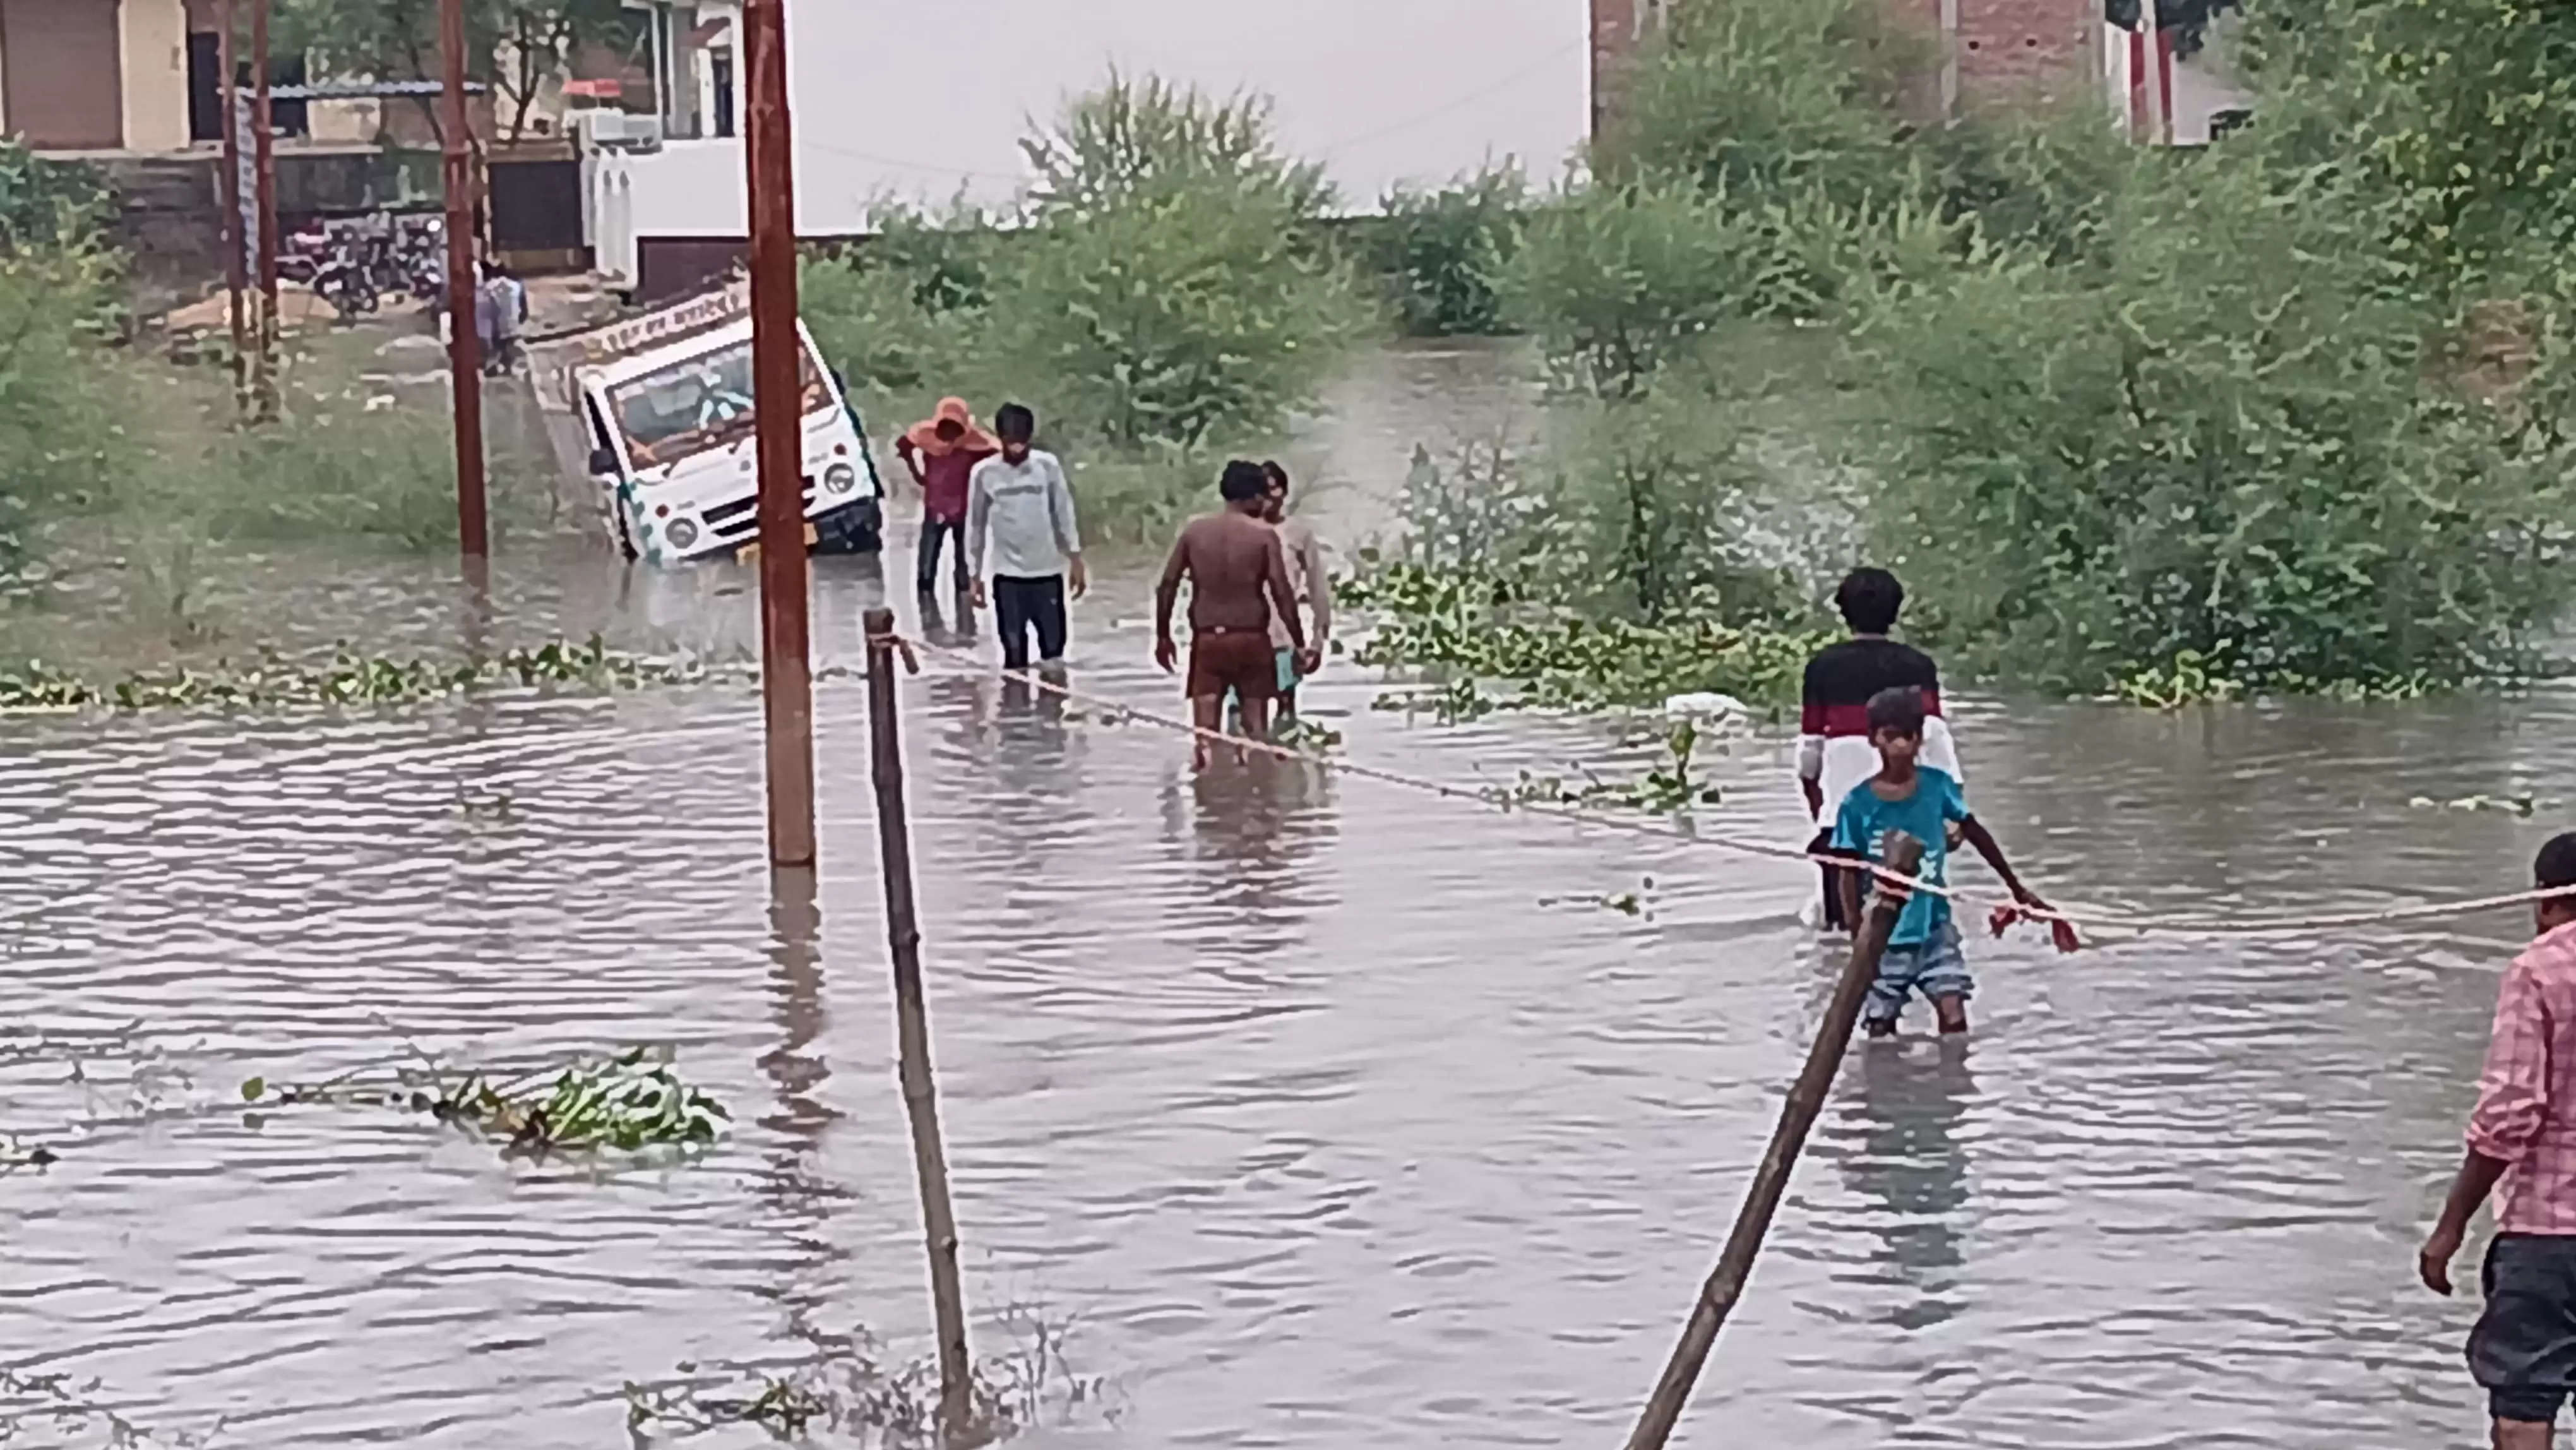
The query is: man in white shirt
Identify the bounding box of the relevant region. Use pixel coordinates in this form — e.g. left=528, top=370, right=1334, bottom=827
left=966, top=403, right=1088, bottom=671
left=1260, top=460, right=1331, bottom=726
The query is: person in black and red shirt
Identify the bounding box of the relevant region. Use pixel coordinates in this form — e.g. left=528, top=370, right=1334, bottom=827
left=1797, top=568, right=1967, bottom=928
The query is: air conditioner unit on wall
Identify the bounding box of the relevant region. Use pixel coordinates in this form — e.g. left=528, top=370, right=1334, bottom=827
left=576, top=111, right=665, bottom=154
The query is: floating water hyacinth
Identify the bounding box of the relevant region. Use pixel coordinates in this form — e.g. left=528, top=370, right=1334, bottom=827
left=0, top=635, right=727, bottom=713
left=243, top=1046, right=729, bottom=1158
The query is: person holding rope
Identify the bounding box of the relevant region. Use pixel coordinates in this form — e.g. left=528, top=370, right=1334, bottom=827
left=2421, top=832, right=2576, bottom=1449
left=1831, top=686, right=2051, bottom=1038
left=1799, top=568, right=1967, bottom=930
left=1154, top=460, right=1315, bottom=770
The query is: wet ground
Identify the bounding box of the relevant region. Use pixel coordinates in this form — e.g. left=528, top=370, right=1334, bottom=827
left=4, top=343, right=2572, bottom=1448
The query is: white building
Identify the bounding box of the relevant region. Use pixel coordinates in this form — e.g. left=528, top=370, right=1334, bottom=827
left=589, top=0, right=1592, bottom=296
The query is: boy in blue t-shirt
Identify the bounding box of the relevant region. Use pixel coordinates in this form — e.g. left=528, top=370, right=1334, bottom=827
left=1832, top=686, right=2051, bottom=1037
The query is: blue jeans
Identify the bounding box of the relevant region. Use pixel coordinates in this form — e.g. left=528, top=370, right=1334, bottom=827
left=1866, top=921, right=1972, bottom=1025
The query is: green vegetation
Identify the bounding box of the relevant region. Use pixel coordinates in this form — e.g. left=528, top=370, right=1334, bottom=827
left=0, top=637, right=717, bottom=712
left=242, top=1046, right=728, bottom=1158
left=804, top=75, right=1361, bottom=548
left=1354, top=167, right=1528, bottom=337
left=1341, top=0, right=2576, bottom=704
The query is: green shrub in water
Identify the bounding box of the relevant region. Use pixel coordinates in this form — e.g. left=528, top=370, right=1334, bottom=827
left=1359, top=166, right=1527, bottom=337
left=1856, top=154, right=2576, bottom=694
left=994, top=73, right=1359, bottom=450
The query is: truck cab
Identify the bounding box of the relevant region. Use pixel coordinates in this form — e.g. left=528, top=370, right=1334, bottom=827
left=573, top=301, right=883, bottom=565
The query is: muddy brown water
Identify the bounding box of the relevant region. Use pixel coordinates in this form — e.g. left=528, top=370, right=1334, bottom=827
left=3, top=344, right=2571, bottom=1448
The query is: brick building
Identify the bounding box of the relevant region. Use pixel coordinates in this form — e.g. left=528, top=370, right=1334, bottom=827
left=1591, top=0, right=2102, bottom=132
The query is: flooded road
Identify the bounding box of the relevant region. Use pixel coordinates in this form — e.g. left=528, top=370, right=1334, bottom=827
left=4, top=344, right=2572, bottom=1448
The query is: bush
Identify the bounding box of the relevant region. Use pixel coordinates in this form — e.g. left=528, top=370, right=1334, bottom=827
left=993, top=73, right=1357, bottom=450
left=0, top=248, right=136, bottom=591
left=1858, top=158, right=2576, bottom=692
left=1362, top=167, right=1526, bottom=337
left=1506, top=177, right=1760, bottom=398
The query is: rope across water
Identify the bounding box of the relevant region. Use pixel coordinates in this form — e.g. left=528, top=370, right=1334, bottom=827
left=866, top=630, right=2576, bottom=942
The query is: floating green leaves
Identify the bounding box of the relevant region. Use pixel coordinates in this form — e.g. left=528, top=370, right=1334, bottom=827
left=0, top=635, right=722, bottom=713
left=242, top=1046, right=729, bottom=1159
left=1344, top=560, right=1826, bottom=720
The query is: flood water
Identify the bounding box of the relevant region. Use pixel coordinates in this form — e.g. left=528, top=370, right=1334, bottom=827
left=4, top=342, right=2572, bottom=1449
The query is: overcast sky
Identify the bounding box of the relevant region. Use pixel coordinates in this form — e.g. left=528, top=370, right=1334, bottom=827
left=632, top=0, right=1590, bottom=235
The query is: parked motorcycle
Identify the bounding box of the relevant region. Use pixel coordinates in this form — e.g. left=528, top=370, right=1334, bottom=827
left=314, top=243, right=379, bottom=321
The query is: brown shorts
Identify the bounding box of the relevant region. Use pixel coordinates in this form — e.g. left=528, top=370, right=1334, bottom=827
left=1188, top=630, right=1276, bottom=700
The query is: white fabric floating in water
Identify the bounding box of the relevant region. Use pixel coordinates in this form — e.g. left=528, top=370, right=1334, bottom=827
left=1662, top=692, right=1750, bottom=721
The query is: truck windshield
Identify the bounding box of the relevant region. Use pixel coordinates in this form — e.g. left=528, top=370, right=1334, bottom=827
left=606, top=339, right=831, bottom=469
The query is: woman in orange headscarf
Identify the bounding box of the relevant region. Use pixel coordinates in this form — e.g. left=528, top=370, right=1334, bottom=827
left=896, top=397, right=999, bottom=595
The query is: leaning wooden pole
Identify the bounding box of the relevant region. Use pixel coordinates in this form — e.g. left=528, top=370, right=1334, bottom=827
left=1623, top=830, right=1926, bottom=1450
left=215, top=0, right=247, bottom=415
left=436, top=0, right=489, bottom=565
left=248, top=0, right=279, bottom=422
left=744, top=0, right=816, bottom=868
left=863, top=606, right=975, bottom=1439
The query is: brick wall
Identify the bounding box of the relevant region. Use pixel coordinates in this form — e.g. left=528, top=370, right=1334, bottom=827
left=1955, top=0, right=2097, bottom=109
left=1589, top=0, right=2099, bottom=135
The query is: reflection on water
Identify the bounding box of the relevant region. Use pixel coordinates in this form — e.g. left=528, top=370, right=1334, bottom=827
left=1, top=344, right=2568, bottom=1448
left=1839, top=1038, right=1977, bottom=1330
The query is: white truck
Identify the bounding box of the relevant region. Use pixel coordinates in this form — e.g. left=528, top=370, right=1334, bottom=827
left=547, top=282, right=884, bottom=565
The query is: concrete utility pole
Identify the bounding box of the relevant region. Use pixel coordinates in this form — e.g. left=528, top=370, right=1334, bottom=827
left=743, top=0, right=816, bottom=870
left=439, top=0, right=491, bottom=567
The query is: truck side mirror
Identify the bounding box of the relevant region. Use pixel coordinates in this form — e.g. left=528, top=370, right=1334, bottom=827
left=588, top=446, right=619, bottom=478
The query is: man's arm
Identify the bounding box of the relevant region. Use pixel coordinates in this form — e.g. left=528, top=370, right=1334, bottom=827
left=1796, top=658, right=1828, bottom=820
left=964, top=467, right=991, bottom=607
left=896, top=436, right=927, bottom=486
left=1301, top=529, right=1332, bottom=648
left=2426, top=962, right=2549, bottom=1293
left=1263, top=532, right=1307, bottom=654
left=1153, top=531, right=1190, bottom=672
left=1049, top=457, right=1087, bottom=596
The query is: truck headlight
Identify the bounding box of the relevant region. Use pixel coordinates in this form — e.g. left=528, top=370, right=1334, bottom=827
left=666, top=517, right=700, bottom=551
left=823, top=462, right=858, bottom=496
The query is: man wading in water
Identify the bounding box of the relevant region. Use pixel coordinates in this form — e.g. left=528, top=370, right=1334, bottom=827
left=966, top=403, right=1087, bottom=673
left=1798, top=568, right=1967, bottom=930
left=897, top=397, right=996, bottom=598
left=1155, top=460, right=1315, bottom=770
left=2421, top=832, right=2576, bottom=1449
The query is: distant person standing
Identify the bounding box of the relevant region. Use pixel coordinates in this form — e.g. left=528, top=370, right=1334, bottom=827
left=1796, top=567, right=1965, bottom=930
left=1260, top=461, right=1330, bottom=728
left=2422, top=833, right=2576, bottom=1450
left=897, top=397, right=998, bottom=596
left=479, top=264, right=526, bottom=375
left=1155, top=460, right=1314, bottom=770
left=966, top=403, right=1087, bottom=672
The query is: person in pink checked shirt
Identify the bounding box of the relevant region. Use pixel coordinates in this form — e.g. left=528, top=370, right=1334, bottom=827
left=2423, top=832, right=2576, bottom=1449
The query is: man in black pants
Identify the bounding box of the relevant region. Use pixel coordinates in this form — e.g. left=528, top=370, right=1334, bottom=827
left=1795, top=568, right=1966, bottom=928
left=966, top=403, right=1087, bottom=671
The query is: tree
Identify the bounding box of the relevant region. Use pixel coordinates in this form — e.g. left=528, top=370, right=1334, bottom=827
left=270, top=0, right=635, bottom=145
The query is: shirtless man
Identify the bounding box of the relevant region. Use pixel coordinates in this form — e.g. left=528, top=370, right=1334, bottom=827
left=1155, top=460, right=1318, bottom=769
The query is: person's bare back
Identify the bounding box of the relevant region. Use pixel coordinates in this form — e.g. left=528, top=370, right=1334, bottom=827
left=1171, top=512, right=1293, bottom=634
left=1155, top=462, right=1315, bottom=767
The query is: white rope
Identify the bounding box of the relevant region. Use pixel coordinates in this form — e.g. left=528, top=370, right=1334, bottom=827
left=872, top=632, right=2576, bottom=942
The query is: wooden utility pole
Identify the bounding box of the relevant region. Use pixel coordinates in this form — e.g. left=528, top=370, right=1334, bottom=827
left=438, top=0, right=490, bottom=565
left=744, top=0, right=815, bottom=869
left=249, top=0, right=279, bottom=421
left=863, top=607, right=974, bottom=1438
left=1623, top=833, right=1927, bottom=1450
left=216, top=0, right=247, bottom=414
